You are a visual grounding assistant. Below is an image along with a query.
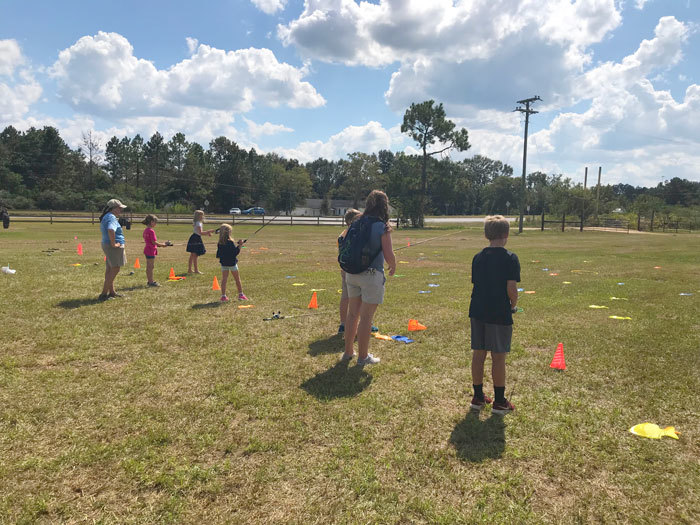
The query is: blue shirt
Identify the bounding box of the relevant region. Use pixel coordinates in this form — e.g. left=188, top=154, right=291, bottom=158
left=100, top=212, right=125, bottom=245
left=367, top=219, right=387, bottom=271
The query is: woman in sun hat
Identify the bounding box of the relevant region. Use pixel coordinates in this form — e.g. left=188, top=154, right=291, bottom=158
left=98, top=198, right=127, bottom=301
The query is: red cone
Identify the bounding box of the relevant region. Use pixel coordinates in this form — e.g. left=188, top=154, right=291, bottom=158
left=550, top=343, right=566, bottom=370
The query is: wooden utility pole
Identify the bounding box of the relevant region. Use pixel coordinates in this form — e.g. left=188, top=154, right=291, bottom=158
left=595, top=166, right=602, bottom=225
left=514, top=96, right=541, bottom=233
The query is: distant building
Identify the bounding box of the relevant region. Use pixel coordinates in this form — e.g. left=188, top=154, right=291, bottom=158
left=292, top=198, right=359, bottom=216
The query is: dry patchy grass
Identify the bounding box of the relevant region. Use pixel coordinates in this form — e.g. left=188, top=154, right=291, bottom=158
left=0, top=222, right=699, bottom=524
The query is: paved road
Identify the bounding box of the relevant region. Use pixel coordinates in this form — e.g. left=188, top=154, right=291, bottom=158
left=425, top=216, right=517, bottom=224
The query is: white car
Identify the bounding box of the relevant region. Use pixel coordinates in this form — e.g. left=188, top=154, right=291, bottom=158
left=229, top=208, right=241, bottom=215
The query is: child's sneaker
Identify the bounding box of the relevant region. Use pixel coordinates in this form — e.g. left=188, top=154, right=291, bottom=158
left=220, top=295, right=230, bottom=302
left=470, top=394, right=493, bottom=411
left=371, top=325, right=379, bottom=332
left=338, top=324, right=345, bottom=334
left=492, top=398, right=515, bottom=414
left=340, top=351, right=355, bottom=362
left=148, top=281, right=160, bottom=287
left=238, top=293, right=248, bottom=301
left=357, top=354, right=380, bottom=366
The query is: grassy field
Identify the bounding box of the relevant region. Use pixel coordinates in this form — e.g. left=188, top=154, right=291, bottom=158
left=1, top=222, right=698, bottom=524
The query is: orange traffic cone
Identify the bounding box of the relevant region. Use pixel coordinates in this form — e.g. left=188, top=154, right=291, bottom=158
left=77, top=243, right=83, bottom=256
left=169, top=267, right=176, bottom=280
left=212, top=276, right=221, bottom=291
left=308, top=291, right=318, bottom=309
left=133, top=257, right=141, bottom=269
left=407, top=239, right=411, bottom=247
left=408, top=319, right=427, bottom=331
left=550, top=343, right=566, bottom=370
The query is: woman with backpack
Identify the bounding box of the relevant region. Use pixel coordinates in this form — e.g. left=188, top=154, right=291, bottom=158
left=340, top=190, right=396, bottom=366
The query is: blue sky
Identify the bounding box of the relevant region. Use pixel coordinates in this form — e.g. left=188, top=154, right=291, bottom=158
left=1, top=0, right=698, bottom=187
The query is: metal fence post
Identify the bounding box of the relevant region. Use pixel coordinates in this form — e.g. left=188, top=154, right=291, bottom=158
left=50, top=210, right=53, bottom=225
left=541, top=211, right=545, bottom=231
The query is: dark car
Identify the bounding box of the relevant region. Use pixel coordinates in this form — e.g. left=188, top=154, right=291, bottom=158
left=242, top=207, right=265, bottom=215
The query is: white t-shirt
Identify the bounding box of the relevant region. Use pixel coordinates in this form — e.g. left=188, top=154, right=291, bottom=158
left=193, top=221, right=203, bottom=235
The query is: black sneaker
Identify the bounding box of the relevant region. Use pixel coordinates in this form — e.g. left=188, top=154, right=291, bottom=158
left=98, top=294, right=112, bottom=301
left=492, top=398, right=515, bottom=415
left=470, top=394, right=493, bottom=411
left=109, top=292, right=124, bottom=298
left=147, top=281, right=160, bottom=287
left=338, top=324, right=345, bottom=334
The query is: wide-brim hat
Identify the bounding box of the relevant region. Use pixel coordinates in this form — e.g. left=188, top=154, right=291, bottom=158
left=106, top=199, right=127, bottom=209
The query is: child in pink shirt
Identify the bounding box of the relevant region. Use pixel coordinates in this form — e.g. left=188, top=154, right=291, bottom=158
left=142, top=214, right=171, bottom=287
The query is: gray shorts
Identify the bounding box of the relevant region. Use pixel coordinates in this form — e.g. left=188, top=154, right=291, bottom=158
left=102, top=243, right=126, bottom=268
left=221, top=264, right=239, bottom=272
left=345, top=268, right=386, bottom=304
left=340, top=271, right=349, bottom=299
left=470, top=318, right=512, bottom=353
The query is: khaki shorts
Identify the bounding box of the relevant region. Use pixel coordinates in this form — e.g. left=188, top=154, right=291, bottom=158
left=345, top=268, right=386, bottom=305
left=102, top=243, right=126, bottom=268
left=341, top=271, right=349, bottom=299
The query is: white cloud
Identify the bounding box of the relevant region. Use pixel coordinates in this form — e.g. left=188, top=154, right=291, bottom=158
left=251, top=0, right=287, bottom=15
left=635, top=0, right=651, bottom=9
left=279, top=0, right=621, bottom=69
left=0, top=40, right=42, bottom=121
left=49, top=31, right=325, bottom=120
left=273, top=121, right=405, bottom=163
left=0, top=39, right=24, bottom=76
left=243, top=117, right=293, bottom=137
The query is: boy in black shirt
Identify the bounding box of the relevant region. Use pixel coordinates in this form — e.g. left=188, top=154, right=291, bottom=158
left=468, top=215, right=520, bottom=414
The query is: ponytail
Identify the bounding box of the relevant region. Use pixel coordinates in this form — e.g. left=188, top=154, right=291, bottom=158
left=98, top=206, right=110, bottom=223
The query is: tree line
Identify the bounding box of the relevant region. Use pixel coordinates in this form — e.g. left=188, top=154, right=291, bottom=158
left=1, top=104, right=698, bottom=226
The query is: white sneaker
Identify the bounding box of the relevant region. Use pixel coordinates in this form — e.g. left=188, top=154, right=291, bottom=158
left=357, top=354, right=380, bottom=366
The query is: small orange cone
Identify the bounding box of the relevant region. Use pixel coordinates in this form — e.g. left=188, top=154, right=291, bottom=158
left=550, top=343, right=566, bottom=370
left=212, top=276, right=221, bottom=291
left=407, top=239, right=411, bottom=247
left=408, top=319, right=427, bottom=331
left=104, top=256, right=106, bottom=261
left=133, top=258, right=141, bottom=269
left=308, top=291, right=318, bottom=309
left=169, top=267, right=176, bottom=280
left=77, top=243, right=83, bottom=256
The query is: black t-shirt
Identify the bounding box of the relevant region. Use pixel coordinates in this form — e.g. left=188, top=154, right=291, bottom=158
left=216, top=240, right=241, bottom=266
left=469, top=247, right=521, bottom=325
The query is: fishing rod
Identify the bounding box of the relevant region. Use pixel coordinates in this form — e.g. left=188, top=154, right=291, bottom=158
left=263, top=309, right=334, bottom=321
left=244, top=213, right=281, bottom=242
left=393, top=228, right=465, bottom=252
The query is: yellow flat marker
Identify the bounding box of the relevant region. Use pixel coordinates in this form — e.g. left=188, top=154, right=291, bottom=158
left=609, top=315, right=632, bottom=320
left=610, top=297, right=628, bottom=300
left=237, top=305, right=254, bottom=309
left=629, top=423, right=679, bottom=440
left=562, top=281, right=572, bottom=284
left=398, top=261, right=409, bottom=264
left=589, top=305, right=608, bottom=309
left=292, top=283, right=306, bottom=286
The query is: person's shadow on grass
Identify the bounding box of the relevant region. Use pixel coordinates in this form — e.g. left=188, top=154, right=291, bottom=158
left=301, top=360, right=372, bottom=400
left=191, top=301, right=223, bottom=309
left=56, top=297, right=102, bottom=309
left=449, top=411, right=506, bottom=462
left=308, top=334, right=344, bottom=356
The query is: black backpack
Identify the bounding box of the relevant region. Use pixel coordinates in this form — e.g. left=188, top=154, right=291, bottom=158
left=338, top=215, right=383, bottom=274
